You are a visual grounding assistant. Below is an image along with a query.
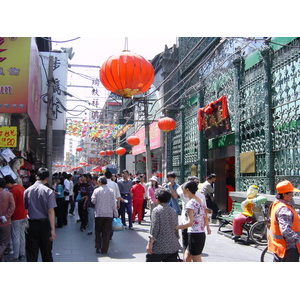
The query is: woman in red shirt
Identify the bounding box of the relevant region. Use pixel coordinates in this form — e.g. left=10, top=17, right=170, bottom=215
left=131, top=178, right=145, bottom=225
left=4, top=175, right=27, bottom=261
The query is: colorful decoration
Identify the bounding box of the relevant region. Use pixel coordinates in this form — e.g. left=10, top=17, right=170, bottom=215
left=76, top=147, right=83, bottom=152
left=66, top=119, right=132, bottom=139
left=127, top=135, right=140, bottom=146
left=100, top=151, right=106, bottom=156
left=99, top=50, right=155, bottom=98
left=158, top=117, right=176, bottom=132
left=115, top=147, right=126, bottom=156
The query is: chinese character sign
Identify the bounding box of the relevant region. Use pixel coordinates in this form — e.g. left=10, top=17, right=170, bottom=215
left=0, top=126, right=17, bottom=147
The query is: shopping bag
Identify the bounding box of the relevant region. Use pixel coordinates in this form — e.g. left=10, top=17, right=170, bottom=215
left=75, top=192, right=82, bottom=202
left=111, top=218, right=125, bottom=231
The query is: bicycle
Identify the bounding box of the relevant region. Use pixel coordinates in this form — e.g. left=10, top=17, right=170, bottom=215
left=260, top=245, right=273, bottom=262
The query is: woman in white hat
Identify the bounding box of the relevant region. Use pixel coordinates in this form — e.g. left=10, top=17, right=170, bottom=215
left=147, top=176, right=161, bottom=218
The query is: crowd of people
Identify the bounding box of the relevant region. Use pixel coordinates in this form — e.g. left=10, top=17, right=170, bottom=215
left=1, top=167, right=299, bottom=262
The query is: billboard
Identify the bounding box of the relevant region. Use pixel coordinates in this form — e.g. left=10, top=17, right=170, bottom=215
left=0, top=37, right=42, bottom=133
left=132, top=122, right=161, bottom=155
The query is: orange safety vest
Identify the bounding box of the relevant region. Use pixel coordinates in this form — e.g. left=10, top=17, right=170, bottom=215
left=268, top=201, right=300, bottom=258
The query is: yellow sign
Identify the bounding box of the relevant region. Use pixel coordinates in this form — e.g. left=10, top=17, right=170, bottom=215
left=0, top=126, right=17, bottom=147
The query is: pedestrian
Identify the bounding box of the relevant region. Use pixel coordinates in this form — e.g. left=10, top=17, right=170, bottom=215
left=131, top=177, right=145, bottom=224
left=62, top=174, right=72, bottom=225
left=105, top=171, right=121, bottom=210
left=267, top=180, right=300, bottom=262
left=0, top=178, right=15, bottom=262
left=72, top=171, right=79, bottom=186
left=4, top=175, right=27, bottom=261
left=55, top=176, right=65, bottom=228
left=105, top=171, right=121, bottom=240
left=200, top=173, right=221, bottom=221
left=66, top=174, right=75, bottom=216
left=84, top=175, right=97, bottom=235
left=117, top=170, right=133, bottom=229
left=146, top=188, right=180, bottom=262
left=147, top=176, right=160, bottom=218
left=24, top=167, right=56, bottom=262
left=177, top=176, right=209, bottom=260
left=73, top=175, right=82, bottom=221
left=176, top=181, right=211, bottom=262
left=91, top=176, right=118, bottom=254
left=139, top=174, right=148, bottom=221
left=77, top=174, right=90, bottom=231
left=162, top=171, right=181, bottom=215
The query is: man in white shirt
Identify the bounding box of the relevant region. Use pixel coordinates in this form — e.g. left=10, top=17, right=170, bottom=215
left=105, top=171, right=122, bottom=240
left=105, top=171, right=121, bottom=209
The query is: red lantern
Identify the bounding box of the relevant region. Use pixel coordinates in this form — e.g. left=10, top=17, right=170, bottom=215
left=115, top=147, right=126, bottom=156
left=76, top=147, right=82, bottom=152
left=100, top=151, right=106, bottom=156
left=106, top=150, right=114, bottom=156
left=127, top=136, right=140, bottom=146
left=158, top=117, right=176, bottom=132
left=100, top=51, right=155, bottom=98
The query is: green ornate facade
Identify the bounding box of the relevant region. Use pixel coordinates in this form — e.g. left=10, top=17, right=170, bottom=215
left=168, top=37, right=300, bottom=211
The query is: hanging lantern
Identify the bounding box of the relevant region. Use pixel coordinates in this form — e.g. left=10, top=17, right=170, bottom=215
left=115, top=147, right=126, bottom=156
left=76, top=147, right=83, bottom=152
left=100, top=50, right=155, bottom=98
left=100, top=150, right=106, bottom=156
left=126, top=135, right=140, bottom=146
left=158, top=117, right=176, bottom=132
left=106, top=150, right=114, bottom=156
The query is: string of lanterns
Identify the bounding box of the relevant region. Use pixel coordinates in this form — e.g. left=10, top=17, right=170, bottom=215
left=66, top=119, right=132, bottom=139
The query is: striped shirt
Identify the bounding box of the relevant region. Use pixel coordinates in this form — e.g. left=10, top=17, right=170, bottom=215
left=275, top=199, right=300, bottom=250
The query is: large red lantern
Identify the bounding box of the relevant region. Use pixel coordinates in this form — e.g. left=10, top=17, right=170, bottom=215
left=100, top=50, right=155, bottom=98
left=126, top=136, right=140, bottom=146
left=100, top=151, right=106, bottom=156
left=158, top=117, right=176, bottom=132
left=115, top=147, right=126, bottom=156
left=106, top=150, right=114, bottom=156
left=76, top=147, right=82, bottom=152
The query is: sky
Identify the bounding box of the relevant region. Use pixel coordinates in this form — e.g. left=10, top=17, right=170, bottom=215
left=51, top=37, right=177, bottom=66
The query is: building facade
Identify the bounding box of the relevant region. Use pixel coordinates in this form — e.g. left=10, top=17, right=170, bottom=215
left=167, top=37, right=300, bottom=211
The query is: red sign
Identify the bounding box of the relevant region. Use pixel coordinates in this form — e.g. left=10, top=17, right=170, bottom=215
left=132, top=122, right=161, bottom=155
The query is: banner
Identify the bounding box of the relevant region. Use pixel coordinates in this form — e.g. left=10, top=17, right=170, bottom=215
left=0, top=37, right=42, bottom=133
left=132, top=122, right=161, bottom=155
left=0, top=126, right=17, bottom=147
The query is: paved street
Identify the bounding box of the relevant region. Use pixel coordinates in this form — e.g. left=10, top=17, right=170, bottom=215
left=6, top=207, right=272, bottom=262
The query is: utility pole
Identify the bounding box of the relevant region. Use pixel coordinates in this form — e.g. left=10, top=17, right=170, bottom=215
left=46, top=55, right=54, bottom=186
left=143, top=97, right=152, bottom=181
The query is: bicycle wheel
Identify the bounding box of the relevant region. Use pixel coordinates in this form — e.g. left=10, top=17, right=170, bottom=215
left=260, top=246, right=273, bottom=262
left=249, top=221, right=268, bottom=246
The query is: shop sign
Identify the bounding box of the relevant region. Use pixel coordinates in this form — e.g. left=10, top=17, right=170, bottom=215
left=0, top=37, right=42, bottom=133
left=132, top=122, right=161, bottom=155
left=0, top=126, right=17, bottom=147
left=197, top=95, right=231, bottom=139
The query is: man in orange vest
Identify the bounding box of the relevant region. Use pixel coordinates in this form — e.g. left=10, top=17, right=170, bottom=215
left=268, top=180, right=300, bottom=262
